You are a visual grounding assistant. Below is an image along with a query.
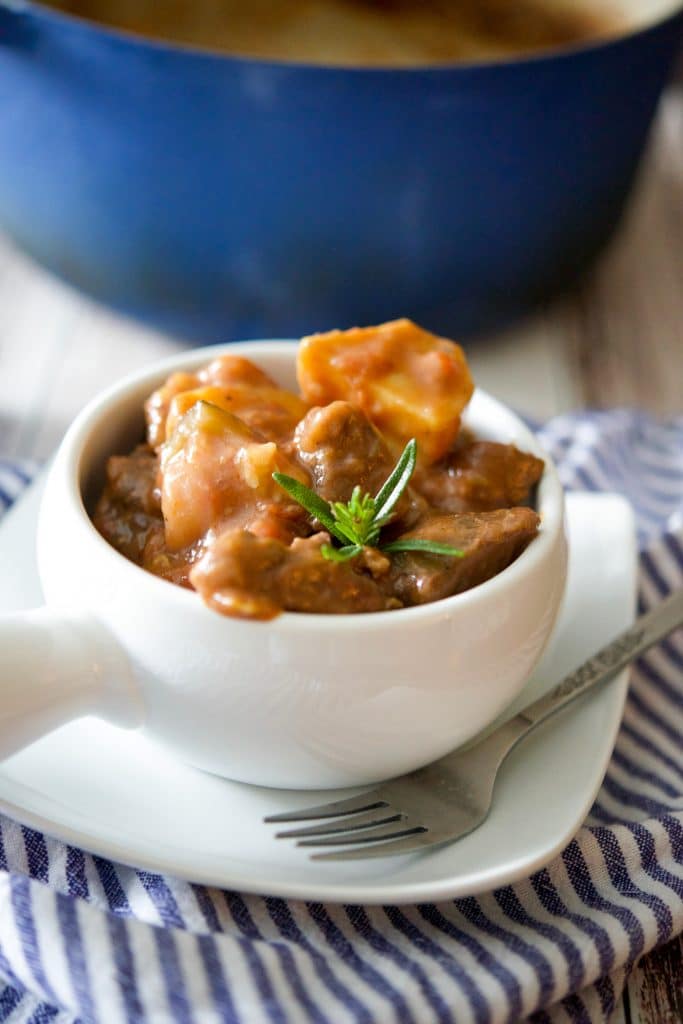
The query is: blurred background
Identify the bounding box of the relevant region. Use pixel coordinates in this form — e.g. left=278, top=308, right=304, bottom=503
left=0, top=0, right=681, bottom=456
left=1, top=0, right=682, bottom=345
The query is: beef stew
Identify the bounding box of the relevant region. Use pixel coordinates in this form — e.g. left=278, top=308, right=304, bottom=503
left=93, top=320, right=544, bottom=619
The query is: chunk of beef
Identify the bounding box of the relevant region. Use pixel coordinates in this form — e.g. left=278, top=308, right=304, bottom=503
left=293, top=401, right=426, bottom=528
left=415, top=441, right=544, bottom=513
left=190, top=531, right=399, bottom=620
left=93, top=444, right=162, bottom=564
left=102, top=444, right=160, bottom=514
left=386, top=508, right=540, bottom=606
left=141, top=521, right=202, bottom=588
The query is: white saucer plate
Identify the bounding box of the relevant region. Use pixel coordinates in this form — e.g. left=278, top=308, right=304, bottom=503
left=0, top=483, right=635, bottom=904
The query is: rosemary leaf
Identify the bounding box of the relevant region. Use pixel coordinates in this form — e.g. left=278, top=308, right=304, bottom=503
left=373, top=438, right=418, bottom=522
left=381, top=539, right=464, bottom=558
left=330, top=489, right=377, bottom=547
left=320, top=543, right=363, bottom=563
left=275, top=438, right=463, bottom=567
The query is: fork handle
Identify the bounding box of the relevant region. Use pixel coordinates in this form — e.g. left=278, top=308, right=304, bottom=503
left=519, top=587, right=683, bottom=729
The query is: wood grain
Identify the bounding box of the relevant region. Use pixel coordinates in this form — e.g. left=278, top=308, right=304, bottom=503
left=474, top=88, right=683, bottom=418
left=557, top=92, right=683, bottom=415
left=625, top=938, right=683, bottom=1024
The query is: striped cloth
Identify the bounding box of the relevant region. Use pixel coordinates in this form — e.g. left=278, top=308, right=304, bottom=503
left=0, top=410, right=681, bottom=1024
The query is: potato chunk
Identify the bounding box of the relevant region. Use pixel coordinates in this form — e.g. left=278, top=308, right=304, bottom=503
left=145, top=371, right=200, bottom=449
left=145, top=355, right=307, bottom=449
left=297, top=319, right=474, bottom=465
left=199, top=354, right=275, bottom=391
left=165, top=382, right=307, bottom=446
left=160, top=401, right=308, bottom=550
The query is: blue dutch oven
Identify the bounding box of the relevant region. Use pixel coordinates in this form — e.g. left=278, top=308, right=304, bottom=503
left=0, top=1, right=682, bottom=342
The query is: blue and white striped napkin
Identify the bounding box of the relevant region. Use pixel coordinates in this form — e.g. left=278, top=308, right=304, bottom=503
left=0, top=410, right=681, bottom=1024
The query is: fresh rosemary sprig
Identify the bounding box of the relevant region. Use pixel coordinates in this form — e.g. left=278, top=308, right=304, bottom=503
left=273, top=438, right=463, bottom=563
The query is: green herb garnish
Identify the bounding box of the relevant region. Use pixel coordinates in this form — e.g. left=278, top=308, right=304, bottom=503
left=273, top=438, right=463, bottom=563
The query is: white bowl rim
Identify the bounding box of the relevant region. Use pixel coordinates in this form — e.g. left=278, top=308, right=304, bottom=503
left=57, top=338, right=565, bottom=634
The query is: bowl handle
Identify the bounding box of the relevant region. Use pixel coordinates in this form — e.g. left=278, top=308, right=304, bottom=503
left=0, top=607, right=143, bottom=759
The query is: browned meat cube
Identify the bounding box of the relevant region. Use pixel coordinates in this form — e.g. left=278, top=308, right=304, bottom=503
left=93, top=444, right=162, bottom=565
left=141, top=521, right=200, bottom=588
left=415, top=441, right=544, bottom=513
left=387, top=508, right=540, bottom=605
left=190, top=531, right=399, bottom=620
left=101, top=444, right=160, bottom=514
left=293, top=400, right=426, bottom=528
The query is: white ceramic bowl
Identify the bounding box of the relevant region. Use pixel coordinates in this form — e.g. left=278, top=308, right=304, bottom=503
left=2, top=341, right=568, bottom=788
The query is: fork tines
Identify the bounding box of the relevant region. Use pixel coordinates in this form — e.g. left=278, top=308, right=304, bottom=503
left=264, top=793, right=431, bottom=861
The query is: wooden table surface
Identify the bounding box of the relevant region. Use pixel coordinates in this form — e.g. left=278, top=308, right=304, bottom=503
left=0, top=83, right=681, bottom=1024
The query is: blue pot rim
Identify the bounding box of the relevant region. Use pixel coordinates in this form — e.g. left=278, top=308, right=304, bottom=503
left=5, top=0, right=683, bottom=73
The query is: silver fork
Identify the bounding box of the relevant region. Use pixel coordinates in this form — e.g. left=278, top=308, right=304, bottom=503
left=265, top=587, right=683, bottom=861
